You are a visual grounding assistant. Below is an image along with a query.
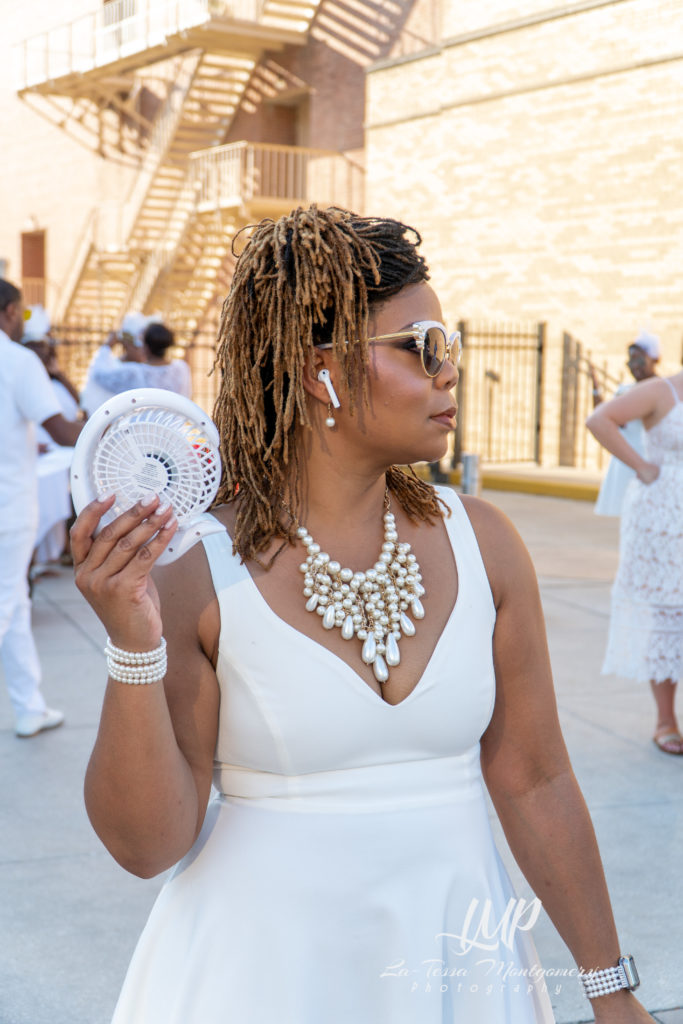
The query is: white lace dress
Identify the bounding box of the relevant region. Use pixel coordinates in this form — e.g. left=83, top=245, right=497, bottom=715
left=603, top=380, right=683, bottom=683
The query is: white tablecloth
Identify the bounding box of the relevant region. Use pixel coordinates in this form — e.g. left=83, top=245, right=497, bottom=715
left=36, top=447, right=74, bottom=556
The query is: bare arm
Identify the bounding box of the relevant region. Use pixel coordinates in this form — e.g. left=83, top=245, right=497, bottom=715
left=42, top=412, right=83, bottom=447
left=586, top=378, right=667, bottom=482
left=72, top=496, right=219, bottom=878
left=467, top=498, right=653, bottom=1024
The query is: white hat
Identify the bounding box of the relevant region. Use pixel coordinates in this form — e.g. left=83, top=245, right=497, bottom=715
left=22, top=304, right=51, bottom=342
left=120, top=311, right=148, bottom=346
left=632, top=330, right=660, bottom=360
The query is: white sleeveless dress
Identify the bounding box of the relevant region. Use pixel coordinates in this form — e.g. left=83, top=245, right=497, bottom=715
left=111, top=487, right=555, bottom=1024
left=603, top=381, right=683, bottom=683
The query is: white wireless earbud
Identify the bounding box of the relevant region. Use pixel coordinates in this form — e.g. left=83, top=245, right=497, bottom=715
left=317, top=368, right=340, bottom=408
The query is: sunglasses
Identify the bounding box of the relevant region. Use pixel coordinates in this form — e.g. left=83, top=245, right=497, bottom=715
left=318, top=321, right=461, bottom=378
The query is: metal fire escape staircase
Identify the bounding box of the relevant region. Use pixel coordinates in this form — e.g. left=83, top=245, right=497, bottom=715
left=16, top=0, right=321, bottom=327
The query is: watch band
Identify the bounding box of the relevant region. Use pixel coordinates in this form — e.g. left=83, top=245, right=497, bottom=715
left=581, top=955, right=640, bottom=999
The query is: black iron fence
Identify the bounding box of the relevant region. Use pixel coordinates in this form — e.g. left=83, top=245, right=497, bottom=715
left=53, top=320, right=618, bottom=473
left=453, top=320, right=545, bottom=465
left=49, top=325, right=220, bottom=413
left=559, top=332, right=622, bottom=470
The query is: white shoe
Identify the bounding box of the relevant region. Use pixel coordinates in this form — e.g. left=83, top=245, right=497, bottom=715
left=15, top=708, right=65, bottom=738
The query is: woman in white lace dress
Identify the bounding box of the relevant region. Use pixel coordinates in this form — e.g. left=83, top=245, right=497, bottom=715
left=587, top=369, right=683, bottom=754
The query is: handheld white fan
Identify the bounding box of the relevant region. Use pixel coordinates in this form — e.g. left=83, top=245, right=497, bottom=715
left=70, top=388, right=225, bottom=565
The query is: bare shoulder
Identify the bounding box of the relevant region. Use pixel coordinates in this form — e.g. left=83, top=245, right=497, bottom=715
left=457, top=494, right=536, bottom=609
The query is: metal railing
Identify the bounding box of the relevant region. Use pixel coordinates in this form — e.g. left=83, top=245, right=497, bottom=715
left=49, top=324, right=218, bottom=413
left=16, top=0, right=264, bottom=88
left=122, top=142, right=364, bottom=314
left=453, top=320, right=545, bottom=465
left=193, top=141, right=365, bottom=212
left=559, top=331, right=624, bottom=471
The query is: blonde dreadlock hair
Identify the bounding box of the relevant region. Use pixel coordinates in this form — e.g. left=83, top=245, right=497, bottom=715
left=213, top=205, right=448, bottom=563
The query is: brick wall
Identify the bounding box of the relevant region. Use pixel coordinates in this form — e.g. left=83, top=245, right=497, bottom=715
left=366, top=0, right=683, bottom=463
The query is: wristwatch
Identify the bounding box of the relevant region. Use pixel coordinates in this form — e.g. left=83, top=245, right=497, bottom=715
left=581, top=955, right=640, bottom=999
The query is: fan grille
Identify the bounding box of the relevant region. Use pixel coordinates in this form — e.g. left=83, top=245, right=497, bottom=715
left=91, top=407, right=221, bottom=527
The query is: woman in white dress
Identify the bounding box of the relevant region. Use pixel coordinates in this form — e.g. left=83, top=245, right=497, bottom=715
left=590, top=333, right=660, bottom=517
left=587, top=369, right=683, bottom=754
left=89, top=320, right=192, bottom=399
left=71, top=208, right=652, bottom=1024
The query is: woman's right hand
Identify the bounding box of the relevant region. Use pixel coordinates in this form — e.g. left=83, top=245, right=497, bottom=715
left=70, top=494, right=177, bottom=651
left=636, top=461, right=660, bottom=485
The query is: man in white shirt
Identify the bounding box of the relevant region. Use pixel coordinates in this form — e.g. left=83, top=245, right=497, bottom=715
left=0, top=279, right=83, bottom=737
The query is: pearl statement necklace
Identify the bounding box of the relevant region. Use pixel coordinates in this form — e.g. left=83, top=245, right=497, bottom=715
left=295, top=496, right=425, bottom=683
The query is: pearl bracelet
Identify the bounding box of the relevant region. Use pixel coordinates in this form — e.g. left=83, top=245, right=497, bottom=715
left=105, top=637, right=167, bottom=684
left=580, top=955, right=640, bottom=999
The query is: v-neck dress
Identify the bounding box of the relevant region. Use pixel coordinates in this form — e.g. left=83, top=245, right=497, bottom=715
left=111, top=486, right=555, bottom=1024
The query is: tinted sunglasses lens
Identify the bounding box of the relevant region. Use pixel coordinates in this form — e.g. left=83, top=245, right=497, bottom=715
left=422, top=327, right=446, bottom=376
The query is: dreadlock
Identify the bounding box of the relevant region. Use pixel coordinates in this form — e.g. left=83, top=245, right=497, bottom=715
left=213, top=205, right=448, bottom=563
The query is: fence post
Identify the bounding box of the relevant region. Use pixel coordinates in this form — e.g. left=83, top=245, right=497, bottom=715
left=452, top=319, right=467, bottom=467
left=559, top=331, right=577, bottom=466
left=534, top=321, right=545, bottom=464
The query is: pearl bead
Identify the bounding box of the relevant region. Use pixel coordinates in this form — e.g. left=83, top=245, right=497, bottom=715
left=341, top=616, right=355, bottom=639
left=362, top=635, right=377, bottom=664
left=325, top=416, right=336, bottom=427
left=296, top=492, right=423, bottom=684
left=373, top=654, right=389, bottom=683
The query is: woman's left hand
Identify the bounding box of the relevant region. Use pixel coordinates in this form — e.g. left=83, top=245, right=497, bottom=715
left=636, top=461, right=660, bottom=484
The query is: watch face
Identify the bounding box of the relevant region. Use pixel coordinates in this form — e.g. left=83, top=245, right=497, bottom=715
left=620, top=955, right=640, bottom=990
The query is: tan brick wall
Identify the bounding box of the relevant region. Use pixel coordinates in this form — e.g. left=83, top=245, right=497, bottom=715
left=366, top=0, right=683, bottom=464
left=228, top=37, right=367, bottom=153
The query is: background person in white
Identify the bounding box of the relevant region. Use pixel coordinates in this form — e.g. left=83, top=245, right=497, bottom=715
left=0, top=279, right=83, bottom=737
left=89, top=320, right=192, bottom=399
left=80, top=310, right=148, bottom=417
left=589, top=331, right=660, bottom=516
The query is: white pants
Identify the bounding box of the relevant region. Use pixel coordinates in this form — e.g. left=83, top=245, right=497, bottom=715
left=0, top=528, right=46, bottom=717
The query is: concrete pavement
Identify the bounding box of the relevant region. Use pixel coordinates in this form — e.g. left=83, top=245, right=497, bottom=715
left=0, top=488, right=681, bottom=1024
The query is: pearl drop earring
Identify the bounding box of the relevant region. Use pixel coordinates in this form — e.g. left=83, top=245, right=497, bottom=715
left=325, top=403, right=336, bottom=429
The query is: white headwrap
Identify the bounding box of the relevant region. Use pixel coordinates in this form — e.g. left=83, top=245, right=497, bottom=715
left=120, top=311, right=148, bottom=347
left=632, top=329, right=661, bottom=360
left=22, top=304, right=51, bottom=342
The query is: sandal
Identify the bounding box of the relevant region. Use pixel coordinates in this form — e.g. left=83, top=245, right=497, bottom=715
left=653, top=730, right=683, bottom=755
